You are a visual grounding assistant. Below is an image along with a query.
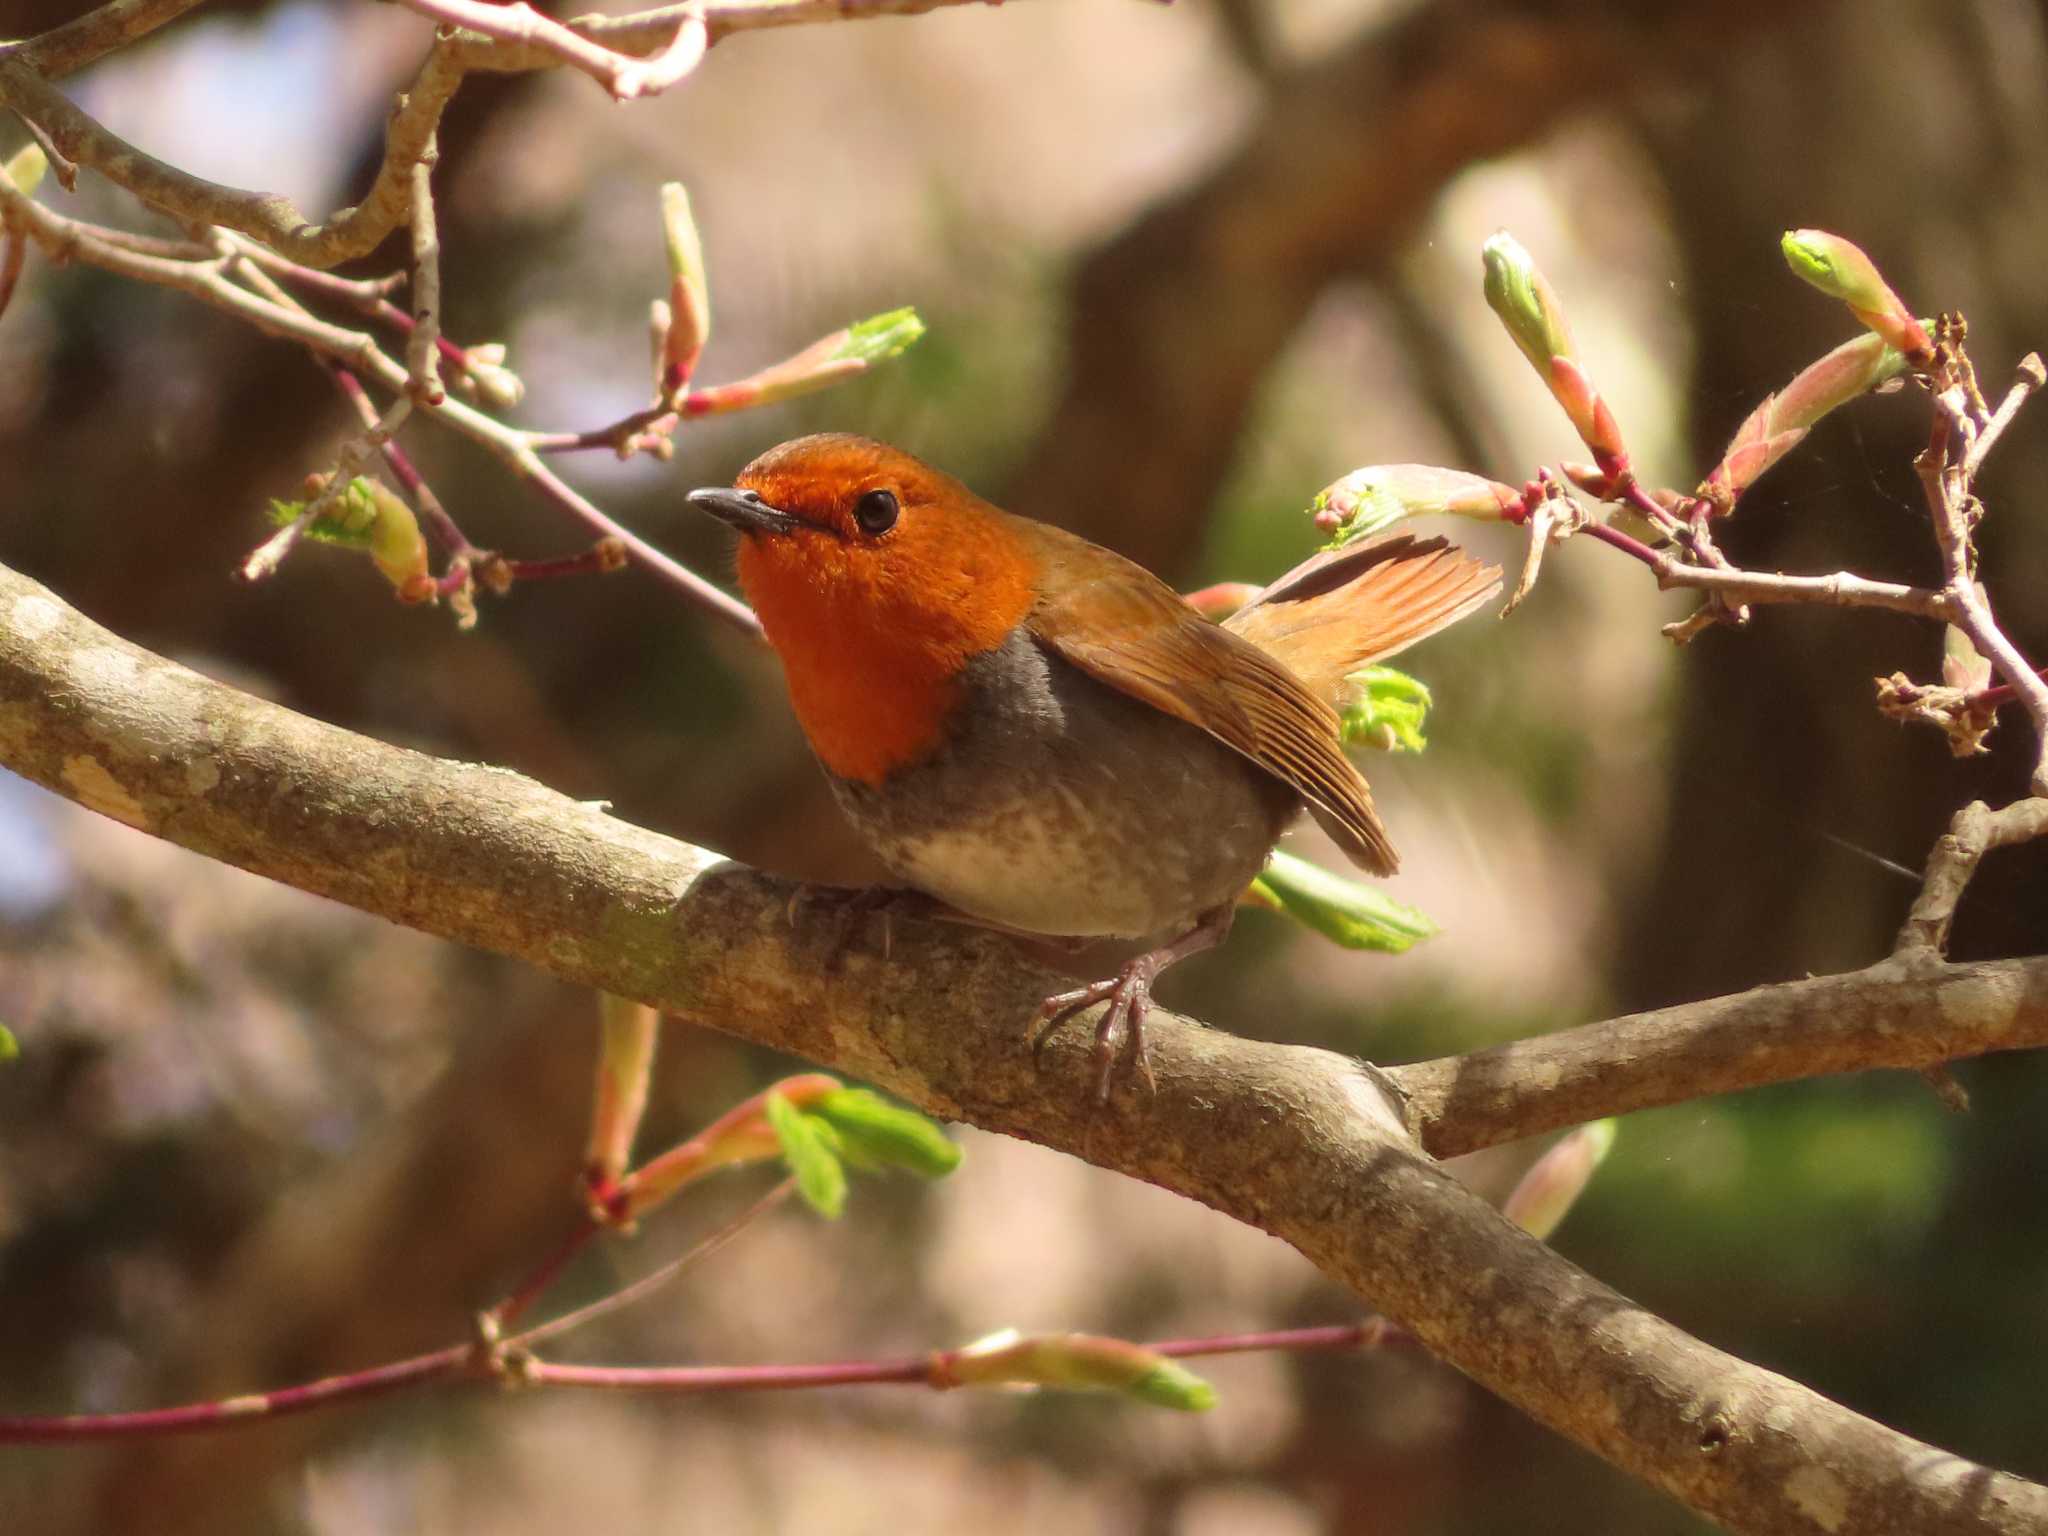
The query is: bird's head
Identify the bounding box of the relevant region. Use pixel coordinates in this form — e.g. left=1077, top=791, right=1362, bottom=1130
left=688, top=434, right=1037, bottom=783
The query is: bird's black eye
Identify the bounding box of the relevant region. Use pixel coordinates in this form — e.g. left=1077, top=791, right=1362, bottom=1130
left=853, top=488, right=899, bottom=536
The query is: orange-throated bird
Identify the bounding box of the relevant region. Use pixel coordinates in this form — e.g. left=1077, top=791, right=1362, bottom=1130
left=690, top=435, right=1500, bottom=1100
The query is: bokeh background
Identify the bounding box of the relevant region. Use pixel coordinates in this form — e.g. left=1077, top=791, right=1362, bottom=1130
left=3, top=0, right=2047, bottom=1530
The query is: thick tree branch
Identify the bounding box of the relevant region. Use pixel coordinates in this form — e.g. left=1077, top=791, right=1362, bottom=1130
left=2, top=561, right=2045, bottom=1532
left=1396, top=956, right=2047, bottom=1158
left=13, top=0, right=210, bottom=80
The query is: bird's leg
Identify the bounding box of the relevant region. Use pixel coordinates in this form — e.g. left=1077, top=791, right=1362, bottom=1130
left=1032, top=904, right=1237, bottom=1104
left=786, top=884, right=933, bottom=969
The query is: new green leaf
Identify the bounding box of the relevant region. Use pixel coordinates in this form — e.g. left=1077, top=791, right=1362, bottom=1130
left=812, top=1089, right=962, bottom=1179
left=764, top=1090, right=847, bottom=1219
left=1250, top=850, right=1437, bottom=954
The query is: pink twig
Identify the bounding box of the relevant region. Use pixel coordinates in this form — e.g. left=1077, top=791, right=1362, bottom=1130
left=393, top=0, right=708, bottom=101
left=518, top=453, right=762, bottom=640
left=0, top=1346, right=473, bottom=1443
left=327, top=364, right=475, bottom=557
left=529, top=403, right=675, bottom=457
left=492, top=1218, right=601, bottom=1331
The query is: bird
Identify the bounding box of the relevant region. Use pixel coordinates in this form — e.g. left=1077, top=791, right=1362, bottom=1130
left=689, top=434, right=1500, bottom=1101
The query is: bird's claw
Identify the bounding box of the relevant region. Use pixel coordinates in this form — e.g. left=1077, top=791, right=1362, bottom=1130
left=786, top=883, right=902, bottom=971
left=1033, top=962, right=1159, bottom=1105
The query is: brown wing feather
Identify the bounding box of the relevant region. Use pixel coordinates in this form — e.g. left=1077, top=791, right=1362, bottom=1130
left=1225, top=534, right=1502, bottom=698
left=1017, top=517, right=1399, bottom=875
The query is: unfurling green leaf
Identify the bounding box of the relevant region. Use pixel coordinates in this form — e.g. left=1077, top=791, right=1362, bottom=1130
left=1482, top=231, right=1575, bottom=373
left=1780, top=229, right=1933, bottom=360
left=945, top=1330, right=1217, bottom=1412
left=812, top=1089, right=962, bottom=1179
left=0, top=1023, right=17, bottom=1062
left=1248, top=850, right=1438, bottom=954
left=764, top=1090, right=847, bottom=1220
left=1125, top=1360, right=1219, bottom=1412
left=268, top=476, right=428, bottom=592
left=1780, top=229, right=1892, bottom=313
left=1311, top=464, right=1524, bottom=548
left=678, top=308, right=926, bottom=417
left=1340, top=665, right=1432, bottom=753
left=832, top=307, right=926, bottom=364
left=1481, top=233, right=1629, bottom=471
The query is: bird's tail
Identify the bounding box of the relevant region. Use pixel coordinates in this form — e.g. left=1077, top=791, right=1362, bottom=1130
left=1223, top=534, right=1502, bottom=701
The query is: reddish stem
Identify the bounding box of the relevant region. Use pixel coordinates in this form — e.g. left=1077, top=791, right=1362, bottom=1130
left=492, top=1217, right=602, bottom=1331
left=327, top=364, right=476, bottom=558
left=1617, top=478, right=1679, bottom=528
left=529, top=404, right=675, bottom=456
left=499, top=540, right=628, bottom=583
left=269, top=259, right=471, bottom=372
left=1578, top=519, right=1666, bottom=567
left=0, top=1306, right=1406, bottom=1443
left=0, top=1346, right=472, bottom=1443
left=1972, top=663, right=2048, bottom=708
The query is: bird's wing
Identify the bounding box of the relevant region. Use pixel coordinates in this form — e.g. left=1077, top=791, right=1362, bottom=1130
left=1224, top=533, right=1502, bottom=698
left=1019, top=520, right=1397, bottom=875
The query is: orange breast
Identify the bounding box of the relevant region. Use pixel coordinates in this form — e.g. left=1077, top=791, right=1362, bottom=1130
left=736, top=516, right=1037, bottom=785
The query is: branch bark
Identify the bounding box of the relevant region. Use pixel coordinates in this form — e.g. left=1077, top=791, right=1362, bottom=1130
left=3, top=565, right=2045, bottom=1530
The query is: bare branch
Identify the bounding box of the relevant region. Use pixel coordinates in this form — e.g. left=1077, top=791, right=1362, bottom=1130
left=1651, top=556, right=1950, bottom=619
left=1393, top=954, right=2047, bottom=1158
left=0, top=176, right=762, bottom=639
left=0, top=44, right=454, bottom=268
left=1912, top=343, right=2048, bottom=791
left=405, top=149, right=445, bottom=404
left=0, top=0, right=1008, bottom=270
left=391, top=0, right=709, bottom=101
left=1960, top=351, right=2045, bottom=483
left=1894, top=798, right=2048, bottom=958
left=2, top=560, right=2044, bottom=1534
left=14, top=0, right=214, bottom=80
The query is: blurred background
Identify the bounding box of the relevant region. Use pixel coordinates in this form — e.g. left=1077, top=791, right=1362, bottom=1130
left=3, top=0, right=2047, bottom=1529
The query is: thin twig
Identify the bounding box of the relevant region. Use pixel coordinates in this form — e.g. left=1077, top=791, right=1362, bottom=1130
left=1960, top=352, right=2045, bottom=483
left=1652, top=558, right=1948, bottom=619
left=1914, top=352, right=2048, bottom=791
left=0, top=0, right=1004, bottom=269
left=0, top=181, right=762, bottom=639
left=1893, top=798, right=2048, bottom=958
left=510, top=1177, right=797, bottom=1349
left=325, top=364, right=474, bottom=557
left=241, top=397, right=415, bottom=582
left=405, top=147, right=446, bottom=404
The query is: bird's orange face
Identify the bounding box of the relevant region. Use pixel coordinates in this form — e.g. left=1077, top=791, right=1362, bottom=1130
left=691, top=434, right=1037, bottom=785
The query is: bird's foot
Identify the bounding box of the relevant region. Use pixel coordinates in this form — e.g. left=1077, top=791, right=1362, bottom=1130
left=785, top=883, right=924, bottom=970
left=1033, top=960, right=1162, bottom=1105
left=1030, top=904, right=1237, bottom=1105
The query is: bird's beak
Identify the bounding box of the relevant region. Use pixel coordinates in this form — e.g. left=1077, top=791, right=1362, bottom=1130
left=687, top=486, right=802, bottom=537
